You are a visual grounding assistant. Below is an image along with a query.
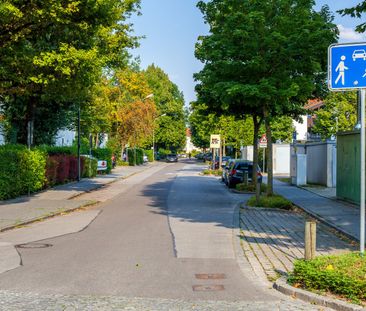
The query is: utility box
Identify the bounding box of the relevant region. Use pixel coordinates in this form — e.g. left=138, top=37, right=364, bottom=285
left=291, top=154, right=307, bottom=186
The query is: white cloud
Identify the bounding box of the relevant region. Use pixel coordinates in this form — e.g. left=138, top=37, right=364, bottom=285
left=338, top=24, right=366, bottom=42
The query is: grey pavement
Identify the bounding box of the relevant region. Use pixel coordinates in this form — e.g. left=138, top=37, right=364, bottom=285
left=273, top=178, right=365, bottom=242
left=0, top=160, right=333, bottom=311
left=0, top=163, right=158, bottom=231
left=239, top=205, right=356, bottom=281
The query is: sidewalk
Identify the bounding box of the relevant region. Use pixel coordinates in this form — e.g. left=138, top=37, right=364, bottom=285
left=273, top=179, right=364, bottom=242
left=0, top=163, right=157, bottom=232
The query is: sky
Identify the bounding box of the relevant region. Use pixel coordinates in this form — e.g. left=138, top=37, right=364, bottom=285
left=130, top=0, right=365, bottom=106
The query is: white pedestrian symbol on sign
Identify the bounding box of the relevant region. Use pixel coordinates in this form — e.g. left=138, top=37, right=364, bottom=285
left=335, top=55, right=348, bottom=86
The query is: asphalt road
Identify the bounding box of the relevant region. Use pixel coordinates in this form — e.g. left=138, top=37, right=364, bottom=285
left=0, top=160, right=327, bottom=310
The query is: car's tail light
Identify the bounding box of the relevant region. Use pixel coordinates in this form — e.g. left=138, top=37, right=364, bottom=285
left=231, top=169, right=237, bottom=175
left=257, top=172, right=262, bottom=177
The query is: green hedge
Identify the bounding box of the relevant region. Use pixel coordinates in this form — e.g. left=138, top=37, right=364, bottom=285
left=82, top=157, right=98, bottom=178
left=0, top=145, right=46, bottom=200
left=92, top=148, right=113, bottom=173
left=144, top=149, right=153, bottom=162
left=289, top=253, right=366, bottom=303
left=127, top=148, right=144, bottom=166
left=39, top=145, right=76, bottom=155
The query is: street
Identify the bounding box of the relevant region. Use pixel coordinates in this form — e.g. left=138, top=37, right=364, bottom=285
left=0, top=161, right=331, bottom=310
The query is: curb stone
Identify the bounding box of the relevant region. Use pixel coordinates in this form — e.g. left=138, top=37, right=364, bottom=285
left=274, top=277, right=366, bottom=311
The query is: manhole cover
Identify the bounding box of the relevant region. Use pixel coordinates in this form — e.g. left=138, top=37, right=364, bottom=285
left=192, top=285, right=225, bottom=291
left=16, top=243, right=53, bottom=249
left=195, top=273, right=226, bottom=280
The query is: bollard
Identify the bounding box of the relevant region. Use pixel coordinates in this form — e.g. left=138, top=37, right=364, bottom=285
left=305, top=221, right=317, bottom=260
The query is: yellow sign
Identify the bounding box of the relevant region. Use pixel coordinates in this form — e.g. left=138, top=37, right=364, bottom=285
left=210, top=134, right=221, bottom=148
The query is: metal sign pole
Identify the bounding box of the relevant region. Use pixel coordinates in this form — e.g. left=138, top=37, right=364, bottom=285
left=361, top=88, right=365, bottom=255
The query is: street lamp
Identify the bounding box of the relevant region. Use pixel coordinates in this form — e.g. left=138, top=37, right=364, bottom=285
left=153, top=113, right=166, bottom=162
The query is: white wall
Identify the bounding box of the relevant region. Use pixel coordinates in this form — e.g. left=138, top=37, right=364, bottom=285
left=55, top=129, right=75, bottom=146
left=293, top=115, right=308, bottom=141
left=241, top=146, right=253, bottom=161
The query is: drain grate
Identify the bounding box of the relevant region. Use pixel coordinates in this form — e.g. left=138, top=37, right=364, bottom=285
left=195, top=273, right=226, bottom=280
left=16, top=243, right=53, bottom=249
left=192, top=285, right=225, bottom=291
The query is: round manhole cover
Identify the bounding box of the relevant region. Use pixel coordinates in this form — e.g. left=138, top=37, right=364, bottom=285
left=16, top=243, right=53, bottom=249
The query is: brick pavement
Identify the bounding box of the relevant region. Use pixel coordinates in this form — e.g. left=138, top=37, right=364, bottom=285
left=239, top=206, right=356, bottom=281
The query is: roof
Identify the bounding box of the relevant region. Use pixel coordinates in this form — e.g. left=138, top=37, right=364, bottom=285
left=304, top=99, right=325, bottom=111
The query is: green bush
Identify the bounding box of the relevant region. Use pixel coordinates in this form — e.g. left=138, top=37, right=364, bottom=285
left=247, top=194, right=293, bottom=210
left=202, top=169, right=223, bottom=176
left=39, top=145, right=76, bottom=156
left=236, top=182, right=267, bottom=193
left=158, top=148, right=170, bottom=159
left=135, top=148, right=143, bottom=165
left=144, top=149, right=154, bottom=162
left=82, top=156, right=98, bottom=178
left=0, top=145, right=46, bottom=200
left=289, top=253, right=366, bottom=303
left=92, top=148, right=113, bottom=173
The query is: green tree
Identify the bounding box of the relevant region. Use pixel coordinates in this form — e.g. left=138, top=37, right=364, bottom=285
left=195, top=0, right=338, bottom=196
left=311, top=92, right=357, bottom=139
left=0, top=0, right=140, bottom=145
left=144, top=65, right=186, bottom=151
left=339, top=2, right=366, bottom=32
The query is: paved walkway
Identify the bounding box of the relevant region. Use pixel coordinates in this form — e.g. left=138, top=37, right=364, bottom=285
left=273, top=179, right=364, bottom=242
left=239, top=206, right=356, bottom=280
left=0, top=163, right=158, bottom=231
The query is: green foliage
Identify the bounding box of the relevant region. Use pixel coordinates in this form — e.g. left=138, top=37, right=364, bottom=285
left=0, top=145, right=46, bottom=200
left=247, top=194, right=293, bottom=210
left=236, top=183, right=267, bottom=193
left=158, top=148, right=171, bottom=159
left=144, top=65, right=186, bottom=150
left=0, top=0, right=140, bottom=145
left=202, top=169, right=223, bottom=176
left=289, top=253, right=366, bottom=303
left=92, top=148, right=113, bottom=173
left=144, top=149, right=153, bottom=162
left=269, top=116, right=295, bottom=143
left=82, top=157, right=98, bottom=178
left=39, top=145, right=77, bottom=156
left=339, top=2, right=366, bottom=33
left=127, top=147, right=143, bottom=166
left=311, top=92, right=357, bottom=139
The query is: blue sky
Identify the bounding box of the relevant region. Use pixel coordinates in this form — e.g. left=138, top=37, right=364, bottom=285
left=130, top=0, right=365, bottom=106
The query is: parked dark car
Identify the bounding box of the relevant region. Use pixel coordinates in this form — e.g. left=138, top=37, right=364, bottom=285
left=222, top=158, right=236, bottom=183
left=225, top=160, right=262, bottom=188
left=203, top=152, right=212, bottom=162
left=166, top=154, right=178, bottom=163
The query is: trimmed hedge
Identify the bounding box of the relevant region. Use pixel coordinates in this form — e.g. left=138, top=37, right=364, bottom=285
left=0, top=145, right=46, bottom=200
left=127, top=148, right=144, bottom=166
left=92, top=148, right=112, bottom=173
left=144, top=149, right=154, bottom=162
left=82, top=157, right=98, bottom=178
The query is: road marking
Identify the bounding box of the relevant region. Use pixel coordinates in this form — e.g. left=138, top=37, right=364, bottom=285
left=195, top=273, right=226, bottom=280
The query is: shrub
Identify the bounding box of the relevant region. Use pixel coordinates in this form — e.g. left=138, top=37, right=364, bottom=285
left=92, top=148, right=112, bottom=173
left=144, top=149, right=154, bottom=162
left=39, top=145, right=76, bottom=156
left=247, top=194, right=293, bottom=210
left=158, top=148, right=170, bottom=159
left=0, top=145, right=46, bottom=200
left=202, top=169, right=223, bottom=176
left=289, top=253, right=366, bottom=303
left=236, top=182, right=267, bottom=193
left=45, top=156, right=59, bottom=187
left=82, top=156, right=97, bottom=178
left=135, top=148, right=143, bottom=165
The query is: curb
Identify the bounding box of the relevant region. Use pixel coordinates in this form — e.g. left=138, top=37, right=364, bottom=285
left=274, top=277, right=365, bottom=311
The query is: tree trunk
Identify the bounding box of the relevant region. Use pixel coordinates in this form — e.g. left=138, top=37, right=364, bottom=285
left=264, top=107, right=273, bottom=196
left=252, top=115, right=261, bottom=204
left=223, top=138, right=226, bottom=156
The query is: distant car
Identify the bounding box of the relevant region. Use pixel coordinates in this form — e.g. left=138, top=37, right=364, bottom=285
left=166, top=154, right=178, bottom=163
left=353, top=49, right=366, bottom=61
left=203, top=152, right=212, bottom=162
left=143, top=154, right=148, bottom=163
left=225, top=160, right=262, bottom=188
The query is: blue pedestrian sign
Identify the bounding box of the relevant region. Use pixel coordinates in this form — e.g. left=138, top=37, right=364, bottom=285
left=329, top=42, right=366, bottom=90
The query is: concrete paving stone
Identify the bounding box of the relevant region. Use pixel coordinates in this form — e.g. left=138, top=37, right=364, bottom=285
left=0, top=290, right=333, bottom=310
left=239, top=207, right=357, bottom=281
